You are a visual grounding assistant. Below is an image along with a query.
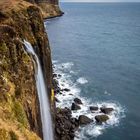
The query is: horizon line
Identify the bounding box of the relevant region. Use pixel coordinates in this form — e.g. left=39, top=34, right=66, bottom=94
left=60, top=1, right=140, bottom=3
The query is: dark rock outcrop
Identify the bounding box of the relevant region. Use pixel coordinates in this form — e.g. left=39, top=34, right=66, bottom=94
left=55, top=108, right=79, bottom=140
left=89, top=106, right=98, bottom=111
left=61, top=88, right=71, bottom=92
left=95, top=115, right=109, bottom=123
left=71, top=103, right=81, bottom=110
left=78, top=115, right=93, bottom=125
left=100, top=107, right=114, bottom=114
left=55, top=97, right=60, bottom=102
left=74, top=98, right=83, bottom=105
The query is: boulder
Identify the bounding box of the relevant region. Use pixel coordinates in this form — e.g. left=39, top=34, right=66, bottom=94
left=55, top=97, right=60, bottom=103
left=71, top=103, right=81, bottom=110
left=78, top=115, right=93, bottom=125
left=54, top=89, right=60, bottom=94
left=62, top=107, right=72, bottom=116
left=53, top=73, right=57, bottom=78
left=58, top=74, right=62, bottom=77
left=74, top=98, right=83, bottom=104
left=100, top=107, right=114, bottom=114
left=89, top=106, right=98, bottom=111
left=71, top=118, right=79, bottom=127
left=63, top=88, right=70, bottom=92
left=55, top=107, right=76, bottom=140
left=53, top=73, right=61, bottom=78
left=95, top=115, right=109, bottom=123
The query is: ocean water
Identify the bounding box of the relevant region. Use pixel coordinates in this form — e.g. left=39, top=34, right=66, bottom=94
left=45, top=3, right=140, bottom=140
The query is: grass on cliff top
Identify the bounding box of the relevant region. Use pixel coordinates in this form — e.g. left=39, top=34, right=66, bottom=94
left=0, top=0, right=32, bottom=13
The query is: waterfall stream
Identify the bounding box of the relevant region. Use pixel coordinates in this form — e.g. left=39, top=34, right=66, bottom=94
left=24, top=40, right=54, bottom=140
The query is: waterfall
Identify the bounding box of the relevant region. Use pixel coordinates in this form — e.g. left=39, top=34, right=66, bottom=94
left=24, top=40, right=54, bottom=140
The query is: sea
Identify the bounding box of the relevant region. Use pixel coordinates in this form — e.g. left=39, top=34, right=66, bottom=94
left=45, top=3, right=140, bottom=140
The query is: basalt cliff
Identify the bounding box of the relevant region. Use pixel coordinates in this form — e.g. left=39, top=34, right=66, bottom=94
left=26, top=0, right=63, bottom=18
left=0, top=0, right=62, bottom=139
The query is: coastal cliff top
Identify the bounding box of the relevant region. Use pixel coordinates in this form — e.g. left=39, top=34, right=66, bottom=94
left=0, top=0, right=63, bottom=19
left=0, top=0, right=32, bottom=12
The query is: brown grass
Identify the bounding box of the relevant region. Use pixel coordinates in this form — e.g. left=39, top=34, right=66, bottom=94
left=0, top=0, right=32, bottom=13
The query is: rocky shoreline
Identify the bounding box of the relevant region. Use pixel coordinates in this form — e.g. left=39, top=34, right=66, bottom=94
left=53, top=71, right=115, bottom=140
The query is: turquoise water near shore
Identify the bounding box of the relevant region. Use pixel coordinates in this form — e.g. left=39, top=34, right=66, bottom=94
left=45, top=3, right=140, bottom=140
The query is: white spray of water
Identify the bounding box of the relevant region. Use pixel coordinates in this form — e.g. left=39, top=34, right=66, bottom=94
left=53, top=61, right=125, bottom=139
left=24, top=40, right=54, bottom=140
left=77, top=77, right=88, bottom=84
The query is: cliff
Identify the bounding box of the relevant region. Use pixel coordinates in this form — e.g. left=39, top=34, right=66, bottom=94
left=26, top=0, right=64, bottom=18
left=0, top=0, right=55, bottom=139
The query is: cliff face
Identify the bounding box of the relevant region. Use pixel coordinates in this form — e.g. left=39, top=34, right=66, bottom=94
left=26, top=0, right=63, bottom=18
left=0, top=0, right=54, bottom=139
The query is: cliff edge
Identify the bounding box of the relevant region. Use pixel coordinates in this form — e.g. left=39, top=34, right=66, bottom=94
left=0, top=0, right=55, bottom=139
left=26, top=0, right=64, bottom=18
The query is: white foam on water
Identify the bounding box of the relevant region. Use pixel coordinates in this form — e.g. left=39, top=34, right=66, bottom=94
left=53, top=60, right=125, bottom=139
left=104, top=90, right=111, bottom=96
left=55, top=62, right=74, bottom=70
left=52, top=60, right=58, bottom=64
left=77, top=77, right=88, bottom=84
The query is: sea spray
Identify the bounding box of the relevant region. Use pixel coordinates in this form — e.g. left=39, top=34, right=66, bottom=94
left=77, top=77, right=88, bottom=84
left=24, top=40, right=54, bottom=140
left=53, top=61, right=125, bottom=139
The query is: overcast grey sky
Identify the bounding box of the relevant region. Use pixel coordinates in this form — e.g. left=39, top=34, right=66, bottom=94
left=60, top=0, right=140, bottom=2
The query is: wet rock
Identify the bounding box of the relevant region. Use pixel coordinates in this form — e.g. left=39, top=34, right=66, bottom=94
left=95, top=115, right=109, bottom=123
left=53, top=73, right=57, bottom=78
left=54, top=89, right=60, bottom=94
left=62, top=88, right=70, bottom=92
left=74, top=98, right=83, bottom=104
left=56, top=128, right=61, bottom=135
left=100, top=107, right=114, bottom=114
left=89, top=106, right=98, bottom=111
left=71, top=118, right=79, bottom=127
left=61, top=136, right=71, bottom=140
left=78, top=115, right=93, bottom=125
left=53, top=73, right=62, bottom=78
left=55, top=97, right=60, bottom=103
left=64, top=120, right=72, bottom=129
left=71, top=103, right=81, bottom=110
left=58, top=74, right=61, bottom=77
left=70, top=132, right=75, bottom=138
left=62, top=107, right=72, bottom=116
left=59, top=92, right=63, bottom=95
left=55, top=108, right=76, bottom=140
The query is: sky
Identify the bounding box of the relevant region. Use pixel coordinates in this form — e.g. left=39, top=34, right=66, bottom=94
left=60, top=0, right=140, bottom=2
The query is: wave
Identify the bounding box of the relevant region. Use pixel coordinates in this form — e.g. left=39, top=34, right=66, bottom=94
left=77, top=77, right=88, bottom=84
left=53, top=60, right=125, bottom=139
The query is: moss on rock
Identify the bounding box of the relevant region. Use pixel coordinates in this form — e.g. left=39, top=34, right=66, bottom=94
left=12, top=101, right=28, bottom=127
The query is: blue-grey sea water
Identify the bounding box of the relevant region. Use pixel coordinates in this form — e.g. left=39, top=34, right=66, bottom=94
left=45, top=3, right=140, bottom=140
